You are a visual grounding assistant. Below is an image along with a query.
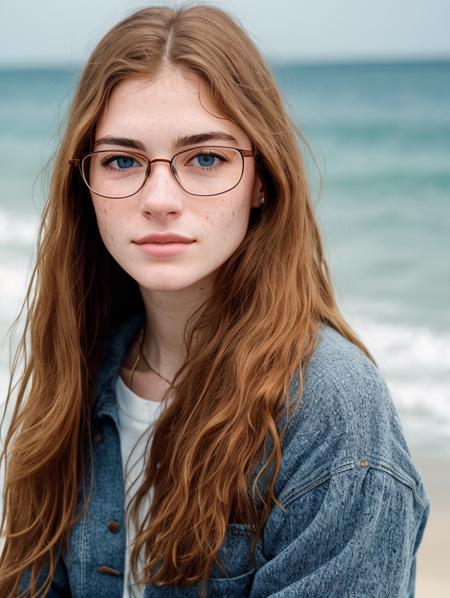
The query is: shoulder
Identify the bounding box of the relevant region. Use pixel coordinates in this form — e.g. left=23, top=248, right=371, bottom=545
left=276, top=323, right=427, bottom=509
left=294, top=323, right=404, bottom=455
left=305, top=322, right=386, bottom=400
left=289, top=323, right=399, bottom=439
left=250, top=325, right=430, bottom=595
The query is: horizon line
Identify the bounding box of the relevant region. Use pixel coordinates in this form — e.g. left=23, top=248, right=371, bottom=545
left=1, top=55, right=449, bottom=71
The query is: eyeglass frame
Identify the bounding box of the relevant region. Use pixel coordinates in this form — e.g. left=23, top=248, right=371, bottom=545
left=69, top=146, right=257, bottom=199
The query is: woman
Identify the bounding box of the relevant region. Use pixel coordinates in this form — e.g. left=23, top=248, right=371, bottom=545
left=0, top=4, right=429, bottom=597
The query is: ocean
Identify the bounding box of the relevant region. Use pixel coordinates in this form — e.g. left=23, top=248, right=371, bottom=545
left=1, top=61, right=449, bottom=456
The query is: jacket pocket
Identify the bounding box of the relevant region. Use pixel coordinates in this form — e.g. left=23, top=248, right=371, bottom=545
left=206, top=523, right=263, bottom=597
left=145, top=523, right=265, bottom=598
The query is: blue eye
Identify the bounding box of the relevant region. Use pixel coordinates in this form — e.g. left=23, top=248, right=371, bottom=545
left=100, top=154, right=139, bottom=170
left=115, top=156, right=135, bottom=169
left=195, top=154, right=217, bottom=168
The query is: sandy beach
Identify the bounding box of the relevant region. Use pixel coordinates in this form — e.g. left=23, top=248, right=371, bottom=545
left=412, top=453, right=450, bottom=597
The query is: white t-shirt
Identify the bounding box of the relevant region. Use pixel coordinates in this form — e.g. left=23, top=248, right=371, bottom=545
left=116, top=375, right=166, bottom=598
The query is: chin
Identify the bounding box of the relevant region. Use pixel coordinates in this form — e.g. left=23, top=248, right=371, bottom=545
left=136, top=266, right=218, bottom=295
left=136, top=275, right=206, bottom=293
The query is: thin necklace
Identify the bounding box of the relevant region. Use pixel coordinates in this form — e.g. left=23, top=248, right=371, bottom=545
left=128, top=328, right=174, bottom=389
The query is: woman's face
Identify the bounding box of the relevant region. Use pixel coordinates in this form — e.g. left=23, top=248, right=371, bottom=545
left=90, top=69, right=263, bottom=295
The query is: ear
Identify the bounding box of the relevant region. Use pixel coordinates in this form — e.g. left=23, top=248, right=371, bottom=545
left=250, top=171, right=265, bottom=209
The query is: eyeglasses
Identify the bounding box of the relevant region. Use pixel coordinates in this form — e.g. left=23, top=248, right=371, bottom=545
left=69, top=146, right=256, bottom=198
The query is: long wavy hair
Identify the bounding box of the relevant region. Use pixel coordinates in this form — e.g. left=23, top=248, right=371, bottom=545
left=0, top=4, right=376, bottom=597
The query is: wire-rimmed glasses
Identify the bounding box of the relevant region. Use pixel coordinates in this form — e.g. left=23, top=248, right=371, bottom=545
left=69, top=146, right=256, bottom=198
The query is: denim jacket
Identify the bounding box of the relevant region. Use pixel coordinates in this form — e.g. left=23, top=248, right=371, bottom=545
left=22, top=314, right=430, bottom=597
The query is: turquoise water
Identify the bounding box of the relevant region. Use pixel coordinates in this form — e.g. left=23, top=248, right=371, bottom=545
left=1, top=62, right=449, bottom=454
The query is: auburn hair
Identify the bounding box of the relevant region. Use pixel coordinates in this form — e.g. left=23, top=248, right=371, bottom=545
left=0, top=3, right=376, bottom=596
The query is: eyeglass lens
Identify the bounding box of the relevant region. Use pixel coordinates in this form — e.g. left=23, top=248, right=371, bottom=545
left=82, top=146, right=244, bottom=198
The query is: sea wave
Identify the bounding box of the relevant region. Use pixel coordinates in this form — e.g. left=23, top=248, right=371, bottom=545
left=0, top=209, right=39, bottom=248
left=352, top=316, right=450, bottom=453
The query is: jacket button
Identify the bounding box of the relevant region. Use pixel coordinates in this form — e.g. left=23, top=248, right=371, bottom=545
left=359, top=458, right=369, bottom=468
left=97, top=565, right=121, bottom=576
left=94, top=433, right=102, bottom=444
left=107, top=519, right=121, bottom=533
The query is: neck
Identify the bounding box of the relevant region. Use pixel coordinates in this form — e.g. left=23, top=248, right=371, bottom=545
left=139, top=278, right=213, bottom=379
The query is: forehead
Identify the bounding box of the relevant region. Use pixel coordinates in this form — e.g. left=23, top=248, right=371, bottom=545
left=95, top=69, right=250, bottom=149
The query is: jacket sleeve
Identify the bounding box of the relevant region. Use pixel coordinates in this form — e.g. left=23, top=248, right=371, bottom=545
left=248, top=460, right=430, bottom=598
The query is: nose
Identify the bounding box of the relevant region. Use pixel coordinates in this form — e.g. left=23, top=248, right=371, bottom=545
left=138, top=159, right=185, bottom=219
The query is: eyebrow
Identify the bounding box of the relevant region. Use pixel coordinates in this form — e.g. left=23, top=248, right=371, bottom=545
left=94, top=131, right=240, bottom=151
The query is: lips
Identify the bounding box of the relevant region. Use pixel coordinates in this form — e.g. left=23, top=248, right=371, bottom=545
left=134, top=236, right=195, bottom=257
left=134, top=233, right=195, bottom=244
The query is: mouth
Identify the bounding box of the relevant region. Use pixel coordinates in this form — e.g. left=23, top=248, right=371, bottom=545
left=134, top=240, right=196, bottom=257
left=147, top=240, right=192, bottom=244
left=134, top=233, right=195, bottom=244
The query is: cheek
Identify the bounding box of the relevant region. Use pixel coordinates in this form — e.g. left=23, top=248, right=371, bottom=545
left=92, top=199, right=121, bottom=248
left=200, top=196, right=249, bottom=243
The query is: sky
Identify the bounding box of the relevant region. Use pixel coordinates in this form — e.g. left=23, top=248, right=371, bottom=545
left=1, top=0, right=450, bottom=66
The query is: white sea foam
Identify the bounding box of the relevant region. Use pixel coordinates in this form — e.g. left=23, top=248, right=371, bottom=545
left=359, top=321, right=450, bottom=371
left=352, top=317, right=450, bottom=453
left=354, top=319, right=450, bottom=397
left=0, top=262, right=30, bottom=323
left=0, top=258, right=31, bottom=403
left=0, top=209, right=39, bottom=248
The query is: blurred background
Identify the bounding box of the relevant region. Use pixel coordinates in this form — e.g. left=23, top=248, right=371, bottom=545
left=1, top=0, right=449, bottom=595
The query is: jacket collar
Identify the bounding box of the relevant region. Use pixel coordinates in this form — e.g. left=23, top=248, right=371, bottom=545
left=93, top=312, right=144, bottom=422
left=91, top=310, right=309, bottom=430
